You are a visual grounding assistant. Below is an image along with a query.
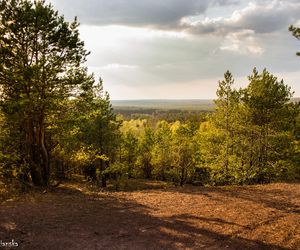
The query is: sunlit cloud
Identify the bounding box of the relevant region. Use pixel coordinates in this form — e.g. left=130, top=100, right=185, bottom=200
left=100, top=64, right=139, bottom=71
left=219, top=30, right=264, bottom=55
left=46, top=0, right=300, bottom=99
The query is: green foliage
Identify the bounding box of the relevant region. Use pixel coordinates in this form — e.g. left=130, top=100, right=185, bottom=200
left=202, top=68, right=299, bottom=184
left=152, top=121, right=173, bottom=181
left=0, top=0, right=119, bottom=187
left=171, top=123, right=196, bottom=186
left=122, top=131, right=138, bottom=178
left=289, top=25, right=300, bottom=56
left=0, top=0, right=91, bottom=185
left=136, top=127, right=155, bottom=178
left=103, top=162, right=128, bottom=191
left=0, top=1, right=299, bottom=188
left=113, top=70, right=299, bottom=186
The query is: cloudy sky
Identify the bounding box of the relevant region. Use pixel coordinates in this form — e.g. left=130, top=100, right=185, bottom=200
left=48, top=0, right=300, bottom=99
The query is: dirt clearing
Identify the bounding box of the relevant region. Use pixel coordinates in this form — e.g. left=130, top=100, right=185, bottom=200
left=0, top=181, right=299, bottom=249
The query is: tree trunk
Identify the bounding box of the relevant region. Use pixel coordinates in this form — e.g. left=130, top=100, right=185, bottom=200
left=100, top=159, right=107, bottom=188
left=180, top=165, right=185, bottom=186
left=26, top=117, right=49, bottom=186
left=39, top=122, right=49, bottom=186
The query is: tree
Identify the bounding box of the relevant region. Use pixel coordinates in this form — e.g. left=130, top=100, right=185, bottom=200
left=289, top=25, right=300, bottom=56
left=119, top=119, right=146, bottom=179
left=198, top=68, right=299, bottom=184
left=137, top=126, right=155, bottom=178
left=203, top=71, right=245, bottom=184
left=0, top=0, right=89, bottom=185
left=172, top=123, right=196, bottom=186
left=214, top=71, right=237, bottom=179
left=73, top=78, right=121, bottom=187
left=243, top=68, right=297, bottom=182
left=152, top=121, right=173, bottom=181
left=122, top=131, right=138, bottom=179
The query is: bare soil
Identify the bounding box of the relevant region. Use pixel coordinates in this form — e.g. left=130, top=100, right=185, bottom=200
left=0, top=180, right=299, bottom=250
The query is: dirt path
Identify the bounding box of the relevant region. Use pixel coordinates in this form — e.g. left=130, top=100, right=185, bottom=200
left=0, top=181, right=299, bottom=250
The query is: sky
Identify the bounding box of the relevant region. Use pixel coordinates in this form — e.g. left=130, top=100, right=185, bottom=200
left=48, top=0, right=300, bottom=100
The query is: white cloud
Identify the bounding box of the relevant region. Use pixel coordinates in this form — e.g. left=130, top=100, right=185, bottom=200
left=219, top=30, right=264, bottom=55
left=100, top=64, right=139, bottom=71
left=47, top=0, right=300, bottom=99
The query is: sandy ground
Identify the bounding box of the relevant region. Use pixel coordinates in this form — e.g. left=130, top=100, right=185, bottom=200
left=0, top=180, right=299, bottom=250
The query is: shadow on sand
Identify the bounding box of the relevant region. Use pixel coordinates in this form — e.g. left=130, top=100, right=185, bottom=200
left=0, top=182, right=296, bottom=250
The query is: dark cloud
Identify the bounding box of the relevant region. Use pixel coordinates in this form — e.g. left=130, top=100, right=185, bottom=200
left=49, top=0, right=300, bottom=36
left=237, top=2, right=300, bottom=33
left=49, top=0, right=239, bottom=28
left=186, top=1, right=300, bottom=35
left=46, top=0, right=300, bottom=99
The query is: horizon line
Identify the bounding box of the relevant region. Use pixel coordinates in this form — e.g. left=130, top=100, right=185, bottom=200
left=111, top=98, right=215, bottom=101
left=111, top=97, right=300, bottom=101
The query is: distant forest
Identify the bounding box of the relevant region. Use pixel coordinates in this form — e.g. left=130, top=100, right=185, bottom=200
left=112, top=98, right=300, bottom=121
left=0, top=1, right=300, bottom=188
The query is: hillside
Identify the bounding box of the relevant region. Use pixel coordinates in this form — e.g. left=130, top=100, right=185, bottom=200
left=1, top=180, right=299, bottom=249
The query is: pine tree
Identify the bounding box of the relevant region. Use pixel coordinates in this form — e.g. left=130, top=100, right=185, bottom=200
left=243, top=68, right=296, bottom=182
left=137, top=126, right=155, bottom=178
left=0, top=0, right=89, bottom=185
left=152, top=121, right=173, bottom=181
left=212, top=71, right=242, bottom=183
left=75, top=78, right=121, bottom=187
left=289, top=25, right=300, bottom=56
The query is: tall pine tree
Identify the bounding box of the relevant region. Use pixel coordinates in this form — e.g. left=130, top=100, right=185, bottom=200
left=0, top=0, right=89, bottom=185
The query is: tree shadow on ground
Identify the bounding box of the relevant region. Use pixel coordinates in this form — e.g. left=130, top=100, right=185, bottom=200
left=0, top=183, right=292, bottom=250
left=164, top=183, right=300, bottom=215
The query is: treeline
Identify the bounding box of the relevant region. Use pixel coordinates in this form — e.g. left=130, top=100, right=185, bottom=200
left=113, top=108, right=210, bottom=123
left=108, top=69, right=300, bottom=186
left=0, top=1, right=299, bottom=188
